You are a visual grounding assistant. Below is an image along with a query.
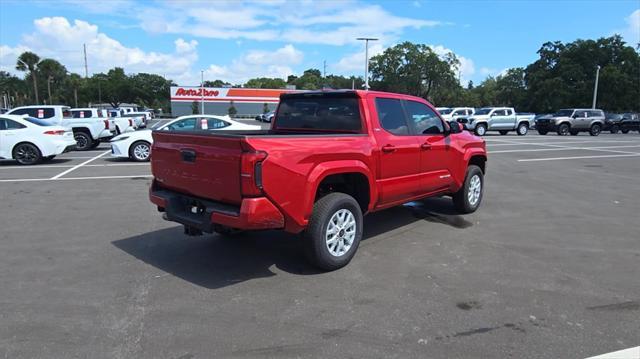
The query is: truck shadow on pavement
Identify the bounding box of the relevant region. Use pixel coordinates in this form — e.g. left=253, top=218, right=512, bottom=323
left=112, top=197, right=471, bottom=289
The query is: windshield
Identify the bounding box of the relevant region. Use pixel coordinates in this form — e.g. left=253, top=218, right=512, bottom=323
left=23, top=117, right=54, bottom=126
left=554, top=109, right=574, bottom=117
left=474, top=108, right=492, bottom=115
left=275, top=94, right=362, bottom=132
left=438, top=109, right=453, bottom=115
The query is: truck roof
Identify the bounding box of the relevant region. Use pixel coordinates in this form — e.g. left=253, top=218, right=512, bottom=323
left=280, top=89, right=429, bottom=103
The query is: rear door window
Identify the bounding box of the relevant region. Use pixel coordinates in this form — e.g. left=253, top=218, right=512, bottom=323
left=5, top=119, right=26, bottom=129
left=375, top=98, right=409, bottom=135
left=404, top=100, right=444, bottom=135
left=203, top=118, right=230, bottom=130
left=166, top=118, right=197, bottom=131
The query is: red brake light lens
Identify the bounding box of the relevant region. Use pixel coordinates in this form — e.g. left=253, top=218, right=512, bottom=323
left=129, top=119, right=133, bottom=126
left=43, top=130, right=65, bottom=135
left=103, top=119, right=110, bottom=129
left=240, top=151, right=268, bottom=197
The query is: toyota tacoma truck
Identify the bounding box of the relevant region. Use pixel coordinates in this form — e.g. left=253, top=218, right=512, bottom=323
left=149, top=91, right=487, bottom=270
left=458, top=107, right=535, bottom=136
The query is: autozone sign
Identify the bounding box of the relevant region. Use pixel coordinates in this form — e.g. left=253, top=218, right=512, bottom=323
left=170, top=86, right=295, bottom=103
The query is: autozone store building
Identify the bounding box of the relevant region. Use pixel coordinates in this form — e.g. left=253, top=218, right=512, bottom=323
left=170, top=86, right=294, bottom=116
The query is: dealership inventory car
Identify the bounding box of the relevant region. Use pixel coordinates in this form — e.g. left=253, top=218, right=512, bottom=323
left=149, top=90, right=487, bottom=270
left=535, top=108, right=606, bottom=136
left=459, top=107, right=535, bottom=136
left=604, top=113, right=624, bottom=133
left=0, top=115, right=76, bottom=165
left=7, top=105, right=114, bottom=150
left=256, top=111, right=275, bottom=122
left=438, top=107, right=475, bottom=121
left=71, top=108, right=135, bottom=135
left=620, top=113, right=640, bottom=133
left=110, top=115, right=260, bottom=161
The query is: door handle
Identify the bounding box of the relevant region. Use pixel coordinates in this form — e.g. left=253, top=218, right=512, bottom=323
left=181, top=149, right=196, bottom=162
left=420, top=143, right=431, bottom=150
left=381, top=144, right=396, bottom=153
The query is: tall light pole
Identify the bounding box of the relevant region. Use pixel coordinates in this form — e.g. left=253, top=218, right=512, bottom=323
left=357, top=37, right=378, bottom=90
left=200, top=70, right=205, bottom=115
left=592, top=65, right=600, bottom=109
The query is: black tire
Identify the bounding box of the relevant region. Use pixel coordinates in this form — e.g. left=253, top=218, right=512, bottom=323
left=557, top=123, right=570, bottom=136
left=570, top=131, right=579, bottom=136
left=589, top=123, right=602, bottom=136
left=621, top=129, right=629, bottom=134
left=516, top=122, right=529, bottom=136
left=12, top=142, right=42, bottom=165
left=129, top=141, right=151, bottom=162
left=474, top=123, right=487, bottom=136
left=537, top=130, right=548, bottom=135
left=452, top=165, right=483, bottom=214
left=304, top=192, right=363, bottom=271
left=610, top=125, right=619, bottom=134
left=74, top=131, right=94, bottom=151
left=499, top=130, right=509, bottom=135
left=42, top=155, right=56, bottom=162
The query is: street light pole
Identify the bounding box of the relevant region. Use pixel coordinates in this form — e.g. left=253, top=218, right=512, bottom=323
left=357, top=37, right=378, bottom=90
left=592, top=65, right=600, bottom=109
left=200, top=70, right=205, bottom=115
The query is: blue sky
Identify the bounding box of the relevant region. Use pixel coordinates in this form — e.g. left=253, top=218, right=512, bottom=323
left=1, top=0, right=638, bottom=86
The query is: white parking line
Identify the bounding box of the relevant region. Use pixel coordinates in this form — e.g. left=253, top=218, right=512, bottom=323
left=0, top=175, right=153, bottom=183
left=488, top=140, right=638, bottom=147
left=586, top=346, right=640, bottom=359
left=491, top=145, right=640, bottom=154
left=50, top=150, right=110, bottom=179
left=0, top=163, right=149, bottom=170
left=518, top=153, right=640, bottom=162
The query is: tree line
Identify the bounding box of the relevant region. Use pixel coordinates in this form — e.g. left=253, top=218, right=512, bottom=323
left=1, top=35, right=638, bottom=114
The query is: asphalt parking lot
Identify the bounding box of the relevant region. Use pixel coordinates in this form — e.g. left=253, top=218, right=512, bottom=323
left=1, top=129, right=639, bottom=358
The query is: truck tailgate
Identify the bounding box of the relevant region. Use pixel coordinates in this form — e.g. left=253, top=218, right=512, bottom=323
left=151, top=131, right=244, bottom=205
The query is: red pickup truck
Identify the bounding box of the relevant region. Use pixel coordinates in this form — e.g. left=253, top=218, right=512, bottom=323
left=150, top=90, right=487, bottom=270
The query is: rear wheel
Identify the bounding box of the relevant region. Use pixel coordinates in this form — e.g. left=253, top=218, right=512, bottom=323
left=74, top=131, right=94, bottom=151
left=304, top=192, right=362, bottom=271
left=474, top=123, right=487, bottom=136
left=589, top=123, right=602, bottom=136
left=452, top=165, right=483, bottom=214
left=516, top=122, right=529, bottom=136
left=499, top=130, right=508, bottom=135
left=129, top=141, right=151, bottom=162
left=621, top=129, right=630, bottom=134
left=13, top=143, right=42, bottom=165
left=557, top=123, right=570, bottom=136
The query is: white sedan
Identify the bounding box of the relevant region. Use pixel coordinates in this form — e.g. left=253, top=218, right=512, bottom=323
left=109, top=115, right=261, bottom=162
left=0, top=115, right=77, bottom=165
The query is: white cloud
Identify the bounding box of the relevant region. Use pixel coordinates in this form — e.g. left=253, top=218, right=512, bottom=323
left=479, top=67, right=508, bottom=78
left=201, top=44, right=304, bottom=85
left=429, top=45, right=476, bottom=84
left=0, top=17, right=199, bottom=84
left=615, top=9, right=640, bottom=46
left=333, top=43, right=385, bottom=73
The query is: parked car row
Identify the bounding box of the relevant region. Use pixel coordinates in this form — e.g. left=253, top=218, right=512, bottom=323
left=255, top=111, right=275, bottom=123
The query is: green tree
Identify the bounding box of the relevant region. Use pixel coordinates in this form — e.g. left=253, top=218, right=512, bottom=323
left=228, top=100, right=237, bottom=116
left=191, top=101, right=199, bottom=114
left=0, top=71, right=28, bottom=107
left=38, top=59, right=67, bottom=104
left=244, top=77, right=286, bottom=89
left=369, top=42, right=460, bottom=101
left=263, top=102, right=269, bottom=113
left=15, top=51, right=40, bottom=104
left=203, top=79, right=231, bottom=87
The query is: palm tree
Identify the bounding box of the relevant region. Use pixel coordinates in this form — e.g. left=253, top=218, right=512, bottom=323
left=38, top=59, right=67, bottom=104
left=16, top=51, right=40, bottom=104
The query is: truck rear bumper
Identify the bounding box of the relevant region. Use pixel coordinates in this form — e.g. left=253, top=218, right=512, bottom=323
left=150, top=182, right=284, bottom=232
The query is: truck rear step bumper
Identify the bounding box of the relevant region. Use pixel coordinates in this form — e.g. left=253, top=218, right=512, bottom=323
left=150, top=183, right=284, bottom=232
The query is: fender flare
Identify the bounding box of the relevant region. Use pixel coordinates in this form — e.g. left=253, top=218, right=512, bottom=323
left=459, top=149, right=487, bottom=187
left=302, top=160, right=377, bottom=221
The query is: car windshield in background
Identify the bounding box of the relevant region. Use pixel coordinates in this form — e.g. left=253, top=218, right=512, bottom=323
left=554, top=109, right=574, bottom=117
left=474, top=108, right=492, bottom=115
left=275, top=95, right=362, bottom=132
left=23, top=117, right=54, bottom=126
left=439, top=109, right=453, bottom=115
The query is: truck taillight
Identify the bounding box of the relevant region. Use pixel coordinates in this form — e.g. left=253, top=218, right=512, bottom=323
left=240, top=151, right=267, bottom=197
left=129, top=119, right=133, bottom=127
left=43, top=130, right=65, bottom=135
left=103, top=119, right=110, bottom=129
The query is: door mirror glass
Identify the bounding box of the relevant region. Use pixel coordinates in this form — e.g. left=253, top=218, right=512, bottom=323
left=448, top=121, right=462, bottom=133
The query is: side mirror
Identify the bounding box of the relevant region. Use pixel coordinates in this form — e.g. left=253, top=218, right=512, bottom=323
left=458, top=117, right=469, bottom=124
left=448, top=121, right=462, bottom=133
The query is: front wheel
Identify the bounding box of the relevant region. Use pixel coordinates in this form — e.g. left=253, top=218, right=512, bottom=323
left=474, top=123, right=487, bottom=136
left=590, top=123, right=602, bottom=136
left=621, top=129, right=630, bottom=134
left=452, top=165, right=484, bottom=214
left=516, top=122, right=529, bottom=136
left=74, top=131, right=94, bottom=151
left=13, top=143, right=42, bottom=165
left=304, top=192, right=363, bottom=271
left=129, top=141, right=151, bottom=162
left=557, top=123, right=570, bottom=136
